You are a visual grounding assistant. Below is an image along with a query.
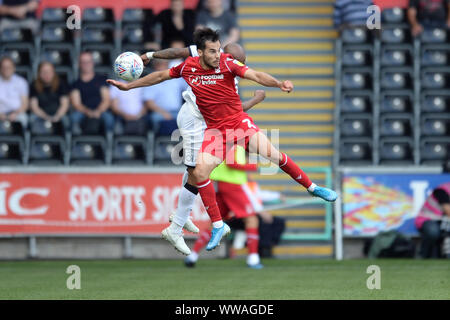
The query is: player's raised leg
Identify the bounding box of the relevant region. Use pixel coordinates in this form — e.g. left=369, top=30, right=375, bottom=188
left=193, top=151, right=231, bottom=251
left=248, top=131, right=337, bottom=202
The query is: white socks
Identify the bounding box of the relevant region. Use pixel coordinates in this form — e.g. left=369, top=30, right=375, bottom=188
left=212, top=220, right=224, bottom=228
left=307, top=182, right=317, bottom=192
left=247, top=253, right=260, bottom=266
left=171, top=171, right=198, bottom=235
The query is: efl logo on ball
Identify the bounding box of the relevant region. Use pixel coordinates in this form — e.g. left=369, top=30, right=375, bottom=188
left=113, top=52, right=143, bottom=82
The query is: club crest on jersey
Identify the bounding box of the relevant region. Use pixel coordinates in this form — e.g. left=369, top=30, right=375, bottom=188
left=188, top=75, right=201, bottom=86
left=191, top=68, right=196, bottom=72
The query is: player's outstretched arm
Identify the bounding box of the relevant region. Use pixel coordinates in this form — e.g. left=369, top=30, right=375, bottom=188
left=243, top=69, right=293, bottom=93
left=106, top=70, right=172, bottom=91
left=242, top=90, right=266, bottom=111
left=140, top=48, right=190, bottom=65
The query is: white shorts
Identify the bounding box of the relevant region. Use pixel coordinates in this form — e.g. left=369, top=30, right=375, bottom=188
left=176, top=101, right=207, bottom=167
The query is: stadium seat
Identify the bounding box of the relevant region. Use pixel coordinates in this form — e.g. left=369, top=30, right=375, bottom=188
left=28, top=136, right=65, bottom=165
left=81, top=26, right=115, bottom=44
left=82, top=7, right=115, bottom=28
left=40, top=48, right=73, bottom=67
left=381, top=46, right=412, bottom=67
left=0, top=137, right=25, bottom=165
left=380, top=116, right=413, bottom=137
left=0, top=120, right=25, bottom=137
left=380, top=69, right=412, bottom=89
left=421, top=116, right=450, bottom=137
left=421, top=47, right=449, bottom=66
left=342, top=48, right=372, bottom=67
left=341, top=92, right=372, bottom=113
left=0, top=28, right=35, bottom=70
left=0, top=48, right=33, bottom=67
left=41, top=7, right=68, bottom=24
left=339, top=138, right=372, bottom=164
left=380, top=92, right=413, bottom=113
left=421, top=69, right=449, bottom=89
left=122, top=8, right=153, bottom=25
left=340, top=116, right=372, bottom=137
left=112, top=135, right=152, bottom=165
left=341, top=27, right=370, bottom=44
left=70, top=136, right=108, bottom=165
left=379, top=139, right=414, bottom=163
left=381, top=27, right=410, bottom=44
left=30, top=118, right=65, bottom=137
left=0, top=28, right=33, bottom=44
left=420, top=28, right=448, bottom=43
left=342, top=71, right=372, bottom=90
left=41, top=25, right=74, bottom=44
left=420, top=138, right=449, bottom=164
left=421, top=93, right=450, bottom=113
left=381, top=7, right=406, bottom=24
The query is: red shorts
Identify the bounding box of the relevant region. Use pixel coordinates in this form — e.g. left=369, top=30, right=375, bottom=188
left=200, top=113, right=259, bottom=161
left=215, top=181, right=263, bottom=220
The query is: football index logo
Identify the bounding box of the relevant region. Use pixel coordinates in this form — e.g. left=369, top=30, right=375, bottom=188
left=189, top=75, right=201, bottom=86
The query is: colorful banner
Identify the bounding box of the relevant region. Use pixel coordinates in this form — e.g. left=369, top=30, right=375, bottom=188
left=343, top=172, right=450, bottom=236
left=0, top=172, right=210, bottom=235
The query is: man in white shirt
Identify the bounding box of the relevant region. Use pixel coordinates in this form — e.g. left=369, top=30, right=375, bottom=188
left=0, top=56, right=29, bottom=127
left=142, top=59, right=188, bottom=132
left=109, top=82, right=152, bottom=134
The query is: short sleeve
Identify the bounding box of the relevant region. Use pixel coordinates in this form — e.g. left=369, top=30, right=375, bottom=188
left=169, top=60, right=186, bottom=78
left=225, top=57, right=249, bottom=78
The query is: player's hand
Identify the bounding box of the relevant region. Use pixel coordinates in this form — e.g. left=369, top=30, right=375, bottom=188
left=254, top=90, right=266, bottom=102
left=106, top=79, right=130, bottom=91
left=140, top=53, right=151, bottom=66
left=279, top=80, right=293, bottom=93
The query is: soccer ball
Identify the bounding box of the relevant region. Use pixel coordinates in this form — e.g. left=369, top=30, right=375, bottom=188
left=113, top=52, right=144, bottom=81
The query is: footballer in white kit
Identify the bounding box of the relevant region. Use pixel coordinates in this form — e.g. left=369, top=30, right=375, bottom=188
left=141, top=44, right=266, bottom=255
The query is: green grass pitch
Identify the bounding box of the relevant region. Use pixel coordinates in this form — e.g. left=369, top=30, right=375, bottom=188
left=0, top=259, right=448, bottom=300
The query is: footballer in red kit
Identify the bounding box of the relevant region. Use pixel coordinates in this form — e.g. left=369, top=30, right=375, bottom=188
left=107, top=28, right=338, bottom=253
left=169, top=53, right=259, bottom=160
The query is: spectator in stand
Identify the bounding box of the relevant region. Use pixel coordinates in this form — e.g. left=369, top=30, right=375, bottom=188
left=197, top=0, right=236, bottom=12
left=333, top=0, right=374, bottom=28
left=0, top=56, right=28, bottom=127
left=142, top=58, right=187, bottom=133
left=0, top=0, right=40, bottom=34
left=29, top=61, right=70, bottom=130
left=109, top=82, right=152, bottom=135
left=157, top=0, right=196, bottom=49
left=407, top=0, right=450, bottom=37
left=415, top=182, right=450, bottom=258
left=196, top=0, right=240, bottom=47
left=70, top=52, right=114, bottom=134
left=168, top=37, right=187, bottom=68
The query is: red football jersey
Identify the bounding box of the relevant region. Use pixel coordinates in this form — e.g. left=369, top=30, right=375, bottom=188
left=169, top=53, right=249, bottom=129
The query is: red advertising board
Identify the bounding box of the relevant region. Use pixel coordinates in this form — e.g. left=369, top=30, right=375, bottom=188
left=0, top=172, right=210, bottom=235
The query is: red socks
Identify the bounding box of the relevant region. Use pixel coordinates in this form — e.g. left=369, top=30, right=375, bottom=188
left=279, top=153, right=312, bottom=189
left=246, top=228, right=259, bottom=254
left=193, top=230, right=212, bottom=253
left=196, top=179, right=223, bottom=223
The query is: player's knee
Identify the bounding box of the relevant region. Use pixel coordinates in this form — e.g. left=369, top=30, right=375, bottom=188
left=192, top=167, right=209, bottom=184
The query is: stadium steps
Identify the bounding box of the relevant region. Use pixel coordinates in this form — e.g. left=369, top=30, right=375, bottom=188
left=238, top=0, right=336, bottom=258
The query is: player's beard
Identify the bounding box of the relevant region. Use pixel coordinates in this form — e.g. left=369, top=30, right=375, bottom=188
left=202, top=56, right=220, bottom=69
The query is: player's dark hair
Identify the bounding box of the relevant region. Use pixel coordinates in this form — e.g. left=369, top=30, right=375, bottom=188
left=193, top=28, right=220, bottom=50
